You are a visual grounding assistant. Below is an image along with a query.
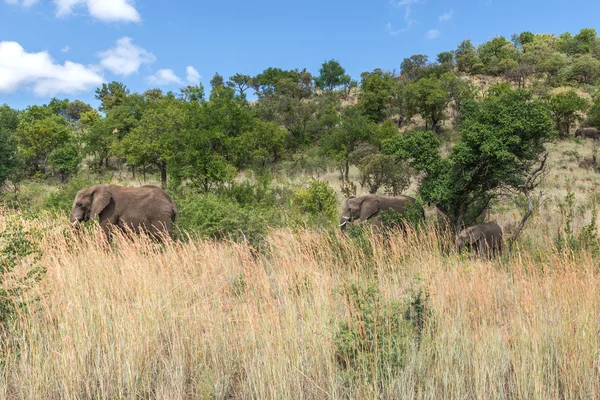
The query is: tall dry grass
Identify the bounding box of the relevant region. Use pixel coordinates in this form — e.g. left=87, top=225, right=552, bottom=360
left=0, top=213, right=599, bottom=399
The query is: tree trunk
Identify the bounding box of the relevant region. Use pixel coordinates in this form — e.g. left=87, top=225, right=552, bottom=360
left=344, top=159, right=350, bottom=182
left=132, top=165, right=136, bottom=179
left=160, top=162, right=167, bottom=189
left=143, top=164, right=146, bottom=183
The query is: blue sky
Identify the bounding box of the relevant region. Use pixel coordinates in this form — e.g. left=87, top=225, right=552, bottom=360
left=1, top=0, right=600, bottom=110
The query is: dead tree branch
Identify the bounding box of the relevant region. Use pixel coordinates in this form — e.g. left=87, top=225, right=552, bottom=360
left=508, top=150, right=549, bottom=252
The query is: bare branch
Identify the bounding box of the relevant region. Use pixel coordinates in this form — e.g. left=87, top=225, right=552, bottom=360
left=508, top=149, right=549, bottom=252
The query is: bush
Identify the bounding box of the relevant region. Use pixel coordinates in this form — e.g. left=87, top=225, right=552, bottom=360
left=334, top=281, right=428, bottom=387
left=378, top=200, right=425, bottom=230
left=0, top=220, right=45, bottom=328
left=175, top=190, right=278, bottom=248
left=44, top=173, right=103, bottom=214
left=292, top=179, right=338, bottom=227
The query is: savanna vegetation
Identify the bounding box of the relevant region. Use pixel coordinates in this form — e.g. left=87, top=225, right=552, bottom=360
left=1, top=28, right=600, bottom=398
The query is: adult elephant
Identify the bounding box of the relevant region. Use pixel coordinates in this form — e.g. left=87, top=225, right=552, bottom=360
left=456, top=222, right=503, bottom=257
left=70, top=184, right=178, bottom=242
left=575, top=127, right=600, bottom=140
left=339, top=194, right=423, bottom=232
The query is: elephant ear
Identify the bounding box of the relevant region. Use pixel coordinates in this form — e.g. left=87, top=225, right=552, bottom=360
left=90, top=185, right=112, bottom=219
left=464, top=226, right=484, bottom=245
left=360, top=197, right=380, bottom=221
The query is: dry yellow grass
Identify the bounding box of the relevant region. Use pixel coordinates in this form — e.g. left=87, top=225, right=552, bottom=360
left=0, top=209, right=598, bottom=399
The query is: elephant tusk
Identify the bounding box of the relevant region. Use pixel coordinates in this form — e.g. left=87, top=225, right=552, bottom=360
left=339, top=221, right=348, bottom=227
left=341, top=216, right=351, bottom=221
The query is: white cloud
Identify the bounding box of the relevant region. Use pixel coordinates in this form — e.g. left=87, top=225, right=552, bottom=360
left=426, top=29, right=440, bottom=40
left=385, top=23, right=406, bottom=36
left=54, top=0, right=140, bottom=22
left=61, top=45, right=70, bottom=53
left=439, top=9, right=453, bottom=22
left=186, top=66, right=201, bottom=84
left=147, top=69, right=183, bottom=85
left=0, top=41, right=104, bottom=97
left=97, top=37, right=155, bottom=76
left=389, top=0, right=424, bottom=27
left=5, top=0, right=39, bottom=7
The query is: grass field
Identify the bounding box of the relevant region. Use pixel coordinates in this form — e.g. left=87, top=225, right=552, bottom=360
left=0, top=140, right=598, bottom=399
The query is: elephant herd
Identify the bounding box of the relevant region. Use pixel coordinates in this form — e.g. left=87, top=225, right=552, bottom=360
left=70, top=185, right=502, bottom=257
left=339, top=194, right=503, bottom=257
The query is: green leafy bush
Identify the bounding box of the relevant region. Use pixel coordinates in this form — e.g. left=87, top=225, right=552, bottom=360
left=0, top=220, right=45, bottom=327
left=292, top=179, right=338, bottom=226
left=334, top=281, right=428, bottom=386
left=44, top=173, right=103, bottom=214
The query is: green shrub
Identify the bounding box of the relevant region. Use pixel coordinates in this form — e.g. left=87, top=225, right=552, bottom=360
left=175, top=191, right=277, bottom=248
left=378, top=200, right=425, bottom=231
left=0, top=220, right=45, bottom=328
left=334, top=281, right=427, bottom=387
left=44, top=173, right=103, bottom=214
left=292, top=179, right=338, bottom=226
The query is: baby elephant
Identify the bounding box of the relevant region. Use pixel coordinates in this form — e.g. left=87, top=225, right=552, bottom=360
left=70, top=184, right=178, bottom=242
left=456, top=222, right=503, bottom=257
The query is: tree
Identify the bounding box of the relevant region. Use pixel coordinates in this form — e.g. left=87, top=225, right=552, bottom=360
left=120, top=95, right=185, bottom=188
left=437, top=51, right=455, bottom=68
left=0, top=105, right=20, bottom=188
left=478, top=36, right=516, bottom=75
left=358, top=69, right=395, bottom=123
left=455, top=40, right=480, bottom=73
left=570, top=55, right=600, bottom=84
left=210, top=73, right=225, bottom=92
left=349, top=143, right=412, bottom=195
left=48, top=144, right=82, bottom=182
left=505, top=62, right=535, bottom=89
left=95, top=82, right=130, bottom=112
left=511, top=31, right=534, bottom=51
left=586, top=93, right=600, bottom=128
left=403, top=72, right=473, bottom=132
left=384, top=89, right=555, bottom=231
left=548, top=90, right=589, bottom=138
left=226, top=73, right=252, bottom=96
left=17, top=110, right=71, bottom=174
left=321, top=107, right=377, bottom=181
left=315, top=59, right=351, bottom=91
left=400, top=55, right=429, bottom=81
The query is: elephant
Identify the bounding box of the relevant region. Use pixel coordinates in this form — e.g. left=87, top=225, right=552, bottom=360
left=575, top=127, right=600, bottom=141
left=456, top=222, right=503, bottom=257
left=70, top=184, right=178, bottom=242
left=339, top=194, right=423, bottom=232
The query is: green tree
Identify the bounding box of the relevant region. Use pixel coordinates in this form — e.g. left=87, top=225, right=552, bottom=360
left=349, top=143, right=412, bottom=195
left=548, top=90, right=589, bottom=138
left=321, top=107, right=377, bottom=181
left=120, top=94, right=185, bottom=188
left=95, top=82, right=130, bottom=112
left=17, top=109, right=71, bottom=174
left=403, top=72, right=473, bottom=132
left=358, top=69, right=395, bottom=123
left=384, top=89, right=554, bottom=231
left=400, top=55, right=429, bottom=81
left=315, top=59, right=351, bottom=91
left=226, top=73, right=253, bottom=96
left=587, top=93, right=600, bottom=128
left=478, top=36, right=516, bottom=75
left=455, top=40, right=480, bottom=73
left=210, top=73, right=225, bottom=92
left=437, top=51, right=455, bottom=68
left=0, top=105, right=20, bottom=188
left=570, top=54, right=600, bottom=84
left=48, top=144, right=82, bottom=182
